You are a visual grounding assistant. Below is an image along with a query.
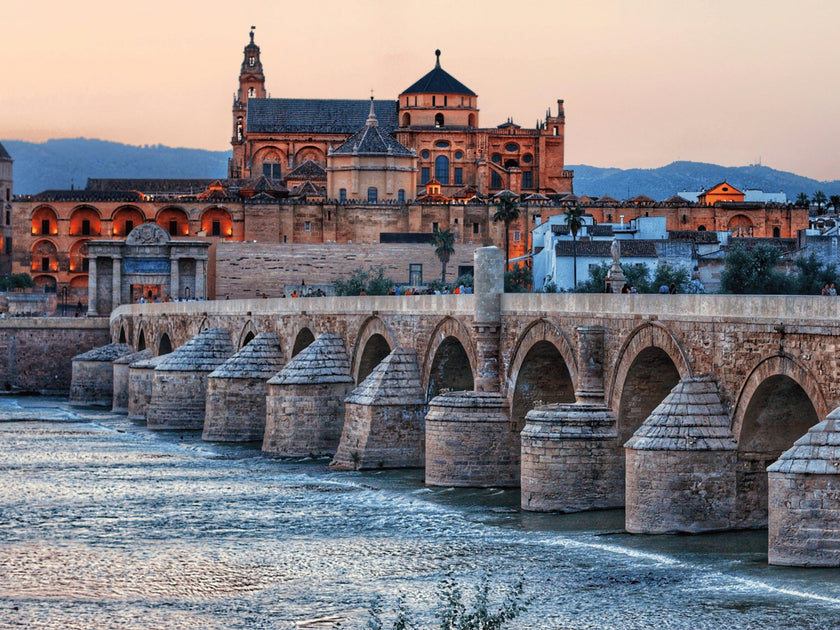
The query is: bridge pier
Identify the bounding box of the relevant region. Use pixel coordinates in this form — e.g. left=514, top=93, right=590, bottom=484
left=263, top=333, right=354, bottom=457
left=521, top=325, right=623, bottom=511
left=768, top=407, right=840, bottom=566
left=127, top=354, right=167, bottom=423
left=146, top=328, right=234, bottom=430
left=112, top=348, right=152, bottom=414
left=332, top=347, right=426, bottom=470
left=202, top=332, right=285, bottom=442
left=69, top=343, right=133, bottom=406
left=425, top=247, right=518, bottom=487
left=624, top=375, right=738, bottom=533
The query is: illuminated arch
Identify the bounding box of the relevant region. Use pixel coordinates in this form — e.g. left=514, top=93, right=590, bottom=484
left=111, top=206, right=146, bottom=237
left=156, top=207, right=190, bottom=237
left=68, top=239, right=90, bottom=274
left=30, top=239, right=58, bottom=273
left=69, top=206, right=101, bottom=236
left=31, top=206, right=58, bottom=236
left=200, top=206, right=233, bottom=238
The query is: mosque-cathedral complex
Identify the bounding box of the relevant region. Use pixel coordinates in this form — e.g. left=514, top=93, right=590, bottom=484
left=4, top=29, right=806, bottom=307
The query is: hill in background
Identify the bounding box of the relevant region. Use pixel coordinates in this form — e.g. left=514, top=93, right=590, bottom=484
left=3, top=138, right=839, bottom=200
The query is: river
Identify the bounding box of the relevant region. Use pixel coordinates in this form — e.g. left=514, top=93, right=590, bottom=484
left=1, top=397, right=839, bottom=629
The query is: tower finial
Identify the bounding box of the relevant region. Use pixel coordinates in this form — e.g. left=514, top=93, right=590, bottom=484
left=367, top=93, right=378, bottom=127
left=250, top=26, right=255, bottom=44
left=435, top=49, right=441, bottom=67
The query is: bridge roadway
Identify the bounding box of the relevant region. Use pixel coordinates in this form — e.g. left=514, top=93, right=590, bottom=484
left=109, top=277, right=840, bottom=562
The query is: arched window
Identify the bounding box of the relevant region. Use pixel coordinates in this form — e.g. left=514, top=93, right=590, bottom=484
left=773, top=226, right=781, bottom=238
left=435, top=113, right=444, bottom=127
left=402, top=112, right=411, bottom=127
left=468, top=113, right=475, bottom=128
left=367, top=187, right=378, bottom=203
left=435, top=155, right=450, bottom=185
left=339, top=188, right=347, bottom=202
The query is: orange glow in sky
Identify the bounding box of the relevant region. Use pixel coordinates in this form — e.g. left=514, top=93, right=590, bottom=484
left=3, top=0, right=839, bottom=180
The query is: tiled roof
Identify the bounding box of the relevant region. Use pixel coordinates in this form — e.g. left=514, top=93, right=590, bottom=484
left=267, top=333, right=353, bottom=385
left=332, top=121, right=413, bottom=156
left=209, top=332, right=285, bottom=380
left=155, top=328, right=234, bottom=372
left=590, top=224, right=615, bottom=237
left=246, top=98, right=399, bottom=134
left=72, top=343, right=134, bottom=362
left=625, top=375, right=736, bottom=451
left=346, top=347, right=425, bottom=406
left=662, top=195, right=692, bottom=205
left=401, top=51, right=476, bottom=96
left=86, top=178, right=219, bottom=193
left=0, top=142, right=11, bottom=160
left=290, top=181, right=326, bottom=197
left=285, top=160, right=327, bottom=180
left=768, top=407, right=840, bottom=475
left=554, top=239, right=658, bottom=258
left=731, top=237, right=797, bottom=254
left=30, top=189, right=145, bottom=202
left=668, top=230, right=719, bottom=244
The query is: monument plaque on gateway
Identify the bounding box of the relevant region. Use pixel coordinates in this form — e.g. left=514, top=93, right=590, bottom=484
left=124, top=258, right=171, bottom=275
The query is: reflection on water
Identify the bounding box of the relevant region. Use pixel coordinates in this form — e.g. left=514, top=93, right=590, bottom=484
left=1, top=408, right=839, bottom=629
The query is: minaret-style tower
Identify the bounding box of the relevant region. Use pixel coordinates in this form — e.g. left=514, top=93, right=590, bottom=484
left=230, top=27, right=266, bottom=177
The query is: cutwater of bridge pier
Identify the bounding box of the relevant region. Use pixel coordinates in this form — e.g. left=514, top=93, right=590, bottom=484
left=96, top=247, right=840, bottom=567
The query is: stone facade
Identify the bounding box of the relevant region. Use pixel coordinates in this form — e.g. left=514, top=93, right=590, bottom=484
left=127, top=354, right=167, bottom=423
left=768, top=409, right=840, bottom=567
left=263, top=333, right=354, bottom=457
left=68, top=342, right=133, bottom=406
left=146, top=328, right=233, bottom=430
left=0, top=317, right=110, bottom=394
left=521, top=403, right=622, bottom=512
left=332, top=347, right=426, bottom=470
left=202, top=332, right=285, bottom=442
left=112, top=348, right=152, bottom=413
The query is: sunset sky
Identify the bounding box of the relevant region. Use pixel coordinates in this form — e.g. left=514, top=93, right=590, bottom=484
left=3, top=0, right=839, bottom=180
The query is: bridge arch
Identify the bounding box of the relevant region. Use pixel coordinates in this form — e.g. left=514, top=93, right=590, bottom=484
left=507, top=318, right=577, bottom=430
left=352, top=316, right=397, bottom=384
left=731, top=353, right=825, bottom=526
left=609, top=322, right=692, bottom=444
left=292, top=326, right=316, bottom=358
left=237, top=320, right=258, bottom=349
left=157, top=333, right=173, bottom=356
left=423, top=316, right=476, bottom=401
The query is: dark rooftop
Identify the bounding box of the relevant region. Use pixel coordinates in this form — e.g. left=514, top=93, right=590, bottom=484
left=555, top=239, right=659, bottom=258
left=401, top=50, right=476, bottom=97
left=0, top=142, right=11, bottom=160
left=285, top=160, right=327, bottom=181
left=246, top=98, right=399, bottom=134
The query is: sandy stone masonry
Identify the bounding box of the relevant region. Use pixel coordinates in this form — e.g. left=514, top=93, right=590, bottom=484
left=127, top=353, right=168, bottom=423
left=332, top=347, right=426, bottom=470
left=146, top=328, right=234, bottom=430
left=202, top=332, right=285, bottom=442
left=263, top=333, right=354, bottom=457
left=69, top=342, right=133, bottom=406
left=768, top=407, right=840, bottom=567
left=625, top=375, right=738, bottom=534
left=112, top=348, right=153, bottom=413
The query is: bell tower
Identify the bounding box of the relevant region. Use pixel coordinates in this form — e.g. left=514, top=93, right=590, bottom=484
left=230, top=26, right=266, bottom=177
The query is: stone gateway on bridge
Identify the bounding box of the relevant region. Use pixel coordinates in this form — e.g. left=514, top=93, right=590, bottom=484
left=92, top=247, right=840, bottom=567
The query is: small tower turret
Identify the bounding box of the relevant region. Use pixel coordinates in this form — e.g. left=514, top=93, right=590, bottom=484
left=230, top=27, right=266, bottom=177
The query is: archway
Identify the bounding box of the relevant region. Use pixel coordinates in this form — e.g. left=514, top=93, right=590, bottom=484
left=732, top=356, right=824, bottom=527
left=31, top=206, right=58, bottom=236
left=402, top=112, right=411, bottom=127
left=111, top=206, right=145, bottom=237
left=294, top=146, right=326, bottom=166
left=68, top=240, right=90, bottom=274
left=137, top=329, right=146, bottom=351
left=69, top=206, right=101, bottom=236
left=728, top=214, right=754, bottom=237
left=119, top=326, right=127, bottom=344
left=156, top=207, right=190, bottom=237
left=511, top=341, right=575, bottom=432
left=241, top=330, right=255, bottom=348
left=292, top=328, right=315, bottom=357
left=158, top=333, right=173, bottom=356
left=30, top=239, right=58, bottom=273
left=617, top=346, right=680, bottom=444
left=427, top=336, right=474, bottom=400
left=356, top=333, right=392, bottom=383
left=200, top=207, right=233, bottom=238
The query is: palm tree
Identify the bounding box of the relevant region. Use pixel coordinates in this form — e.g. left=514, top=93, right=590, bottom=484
left=564, top=205, right=586, bottom=288
left=796, top=192, right=811, bottom=208
left=431, top=227, right=455, bottom=283
left=492, top=192, right=521, bottom=269
left=813, top=190, right=828, bottom=215
left=830, top=195, right=840, bottom=215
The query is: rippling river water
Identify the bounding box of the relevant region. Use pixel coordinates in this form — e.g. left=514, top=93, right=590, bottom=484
left=1, top=398, right=839, bottom=629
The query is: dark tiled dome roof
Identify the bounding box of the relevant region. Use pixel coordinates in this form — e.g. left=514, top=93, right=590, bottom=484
left=401, top=50, right=476, bottom=96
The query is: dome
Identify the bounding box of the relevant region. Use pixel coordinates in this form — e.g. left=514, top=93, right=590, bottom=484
left=401, top=50, right=476, bottom=97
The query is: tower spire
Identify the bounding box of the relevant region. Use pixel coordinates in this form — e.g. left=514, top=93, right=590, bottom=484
left=366, top=95, right=378, bottom=127
left=435, top=49, right=441, bottom=68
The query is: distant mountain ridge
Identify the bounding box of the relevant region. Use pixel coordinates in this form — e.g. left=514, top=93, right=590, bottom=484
left=3, top=138, right=839, bottom=200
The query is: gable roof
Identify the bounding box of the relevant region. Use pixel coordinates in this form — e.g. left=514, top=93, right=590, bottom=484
left=401, top=51, right=476, bottom=96
left=704, top=181, right=744, bottom=195
left=0, top=142, right=11, bottom=160
left=285, top=159, right=327, bottom=180
left=247, top=98, right=399, bottom=134
left=555, top=239, right=658, bottom=258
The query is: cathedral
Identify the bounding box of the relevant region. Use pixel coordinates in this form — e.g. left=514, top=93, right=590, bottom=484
left=229, top=28, right=573, bottom=199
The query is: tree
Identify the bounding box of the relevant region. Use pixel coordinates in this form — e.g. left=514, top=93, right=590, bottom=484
left=504, top=263, right=531, bottom=292
left=830, top=195, right=840, bottom=215
left=719, top=242, right=791, bottom=294
left=492, top=192, right=521, bottom=269
left=431, top=227, right=455, bottom=283
left=333, top=266, right=394, bottom=296
left=792, top=252, right=837, bottom=295
left=796, top=192, right=811, bottom=207
left=564, top=205, right=586, bottom=288
left=813, top=190, right=828, bottom=215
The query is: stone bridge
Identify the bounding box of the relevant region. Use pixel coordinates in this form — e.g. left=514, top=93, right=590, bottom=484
left=106, top=249, right=840, bottom=566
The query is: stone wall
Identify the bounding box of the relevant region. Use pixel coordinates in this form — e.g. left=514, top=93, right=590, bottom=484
left=0, top=318, right=110, bottom=393
left=214, top=242, right=480, bottom=298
